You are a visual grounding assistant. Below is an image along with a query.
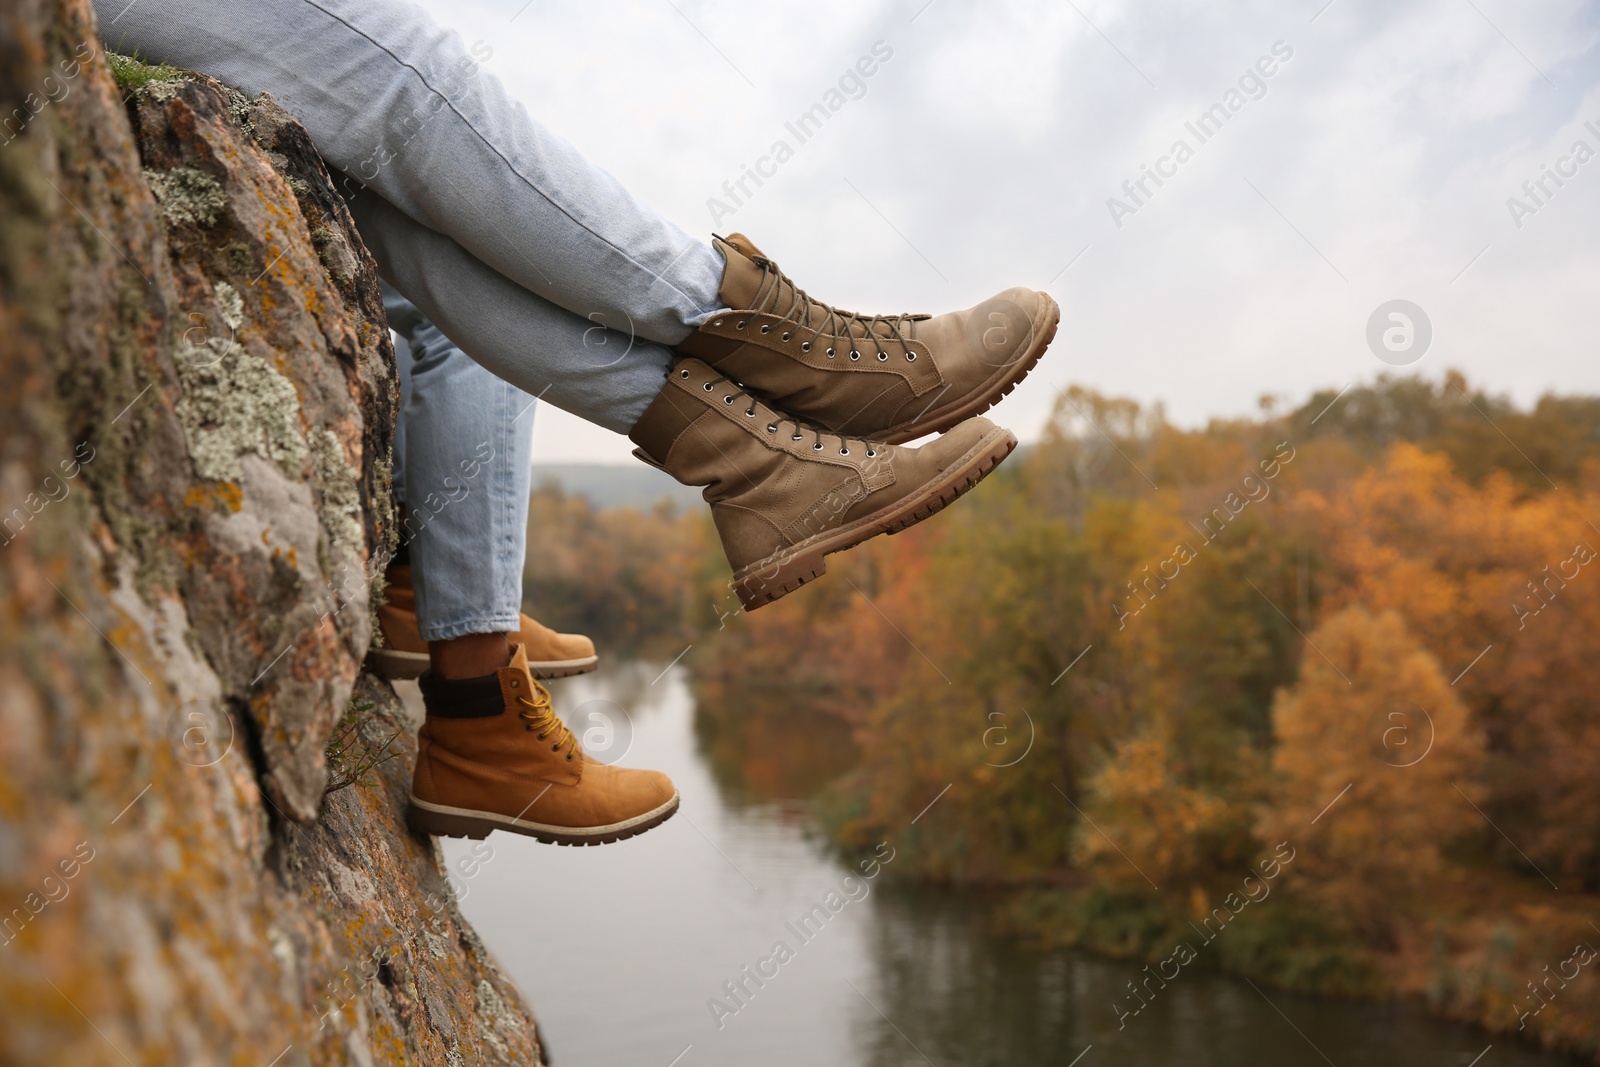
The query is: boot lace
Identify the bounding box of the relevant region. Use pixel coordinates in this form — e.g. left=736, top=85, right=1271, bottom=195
left=516, top=678, right=578, bottom=762
left=694, top=369, right=881, bottom=459
left=743, top=254, right=922, bottom=364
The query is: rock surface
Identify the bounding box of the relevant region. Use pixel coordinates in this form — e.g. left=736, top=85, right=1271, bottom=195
left=0, top=0, right=544, bottom=1062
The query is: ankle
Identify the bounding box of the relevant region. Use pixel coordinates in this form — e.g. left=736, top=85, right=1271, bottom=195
left=430, top=633, right=513, bottom=680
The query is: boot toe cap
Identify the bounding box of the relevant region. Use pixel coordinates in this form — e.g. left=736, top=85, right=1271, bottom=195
left=585, top=762, right=679, bottom=824
left=966, top=288, right=1054, bottom=366
left=517, top=615, right=597, bottom=662
left=632, top=767, right=678, bottom=813
left=924, top=416, right=1004, bottom=466
left=561, top=632, right=597, bottom=659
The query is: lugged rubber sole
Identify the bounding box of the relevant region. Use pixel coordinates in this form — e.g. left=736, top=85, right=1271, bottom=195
left=406, top=791, right=680, bottom=846
left=732, top=425, right=1017, bottom=611
left=881, top=295, right=1060, bottom=445
left=370, top=648, right=598, bottom=681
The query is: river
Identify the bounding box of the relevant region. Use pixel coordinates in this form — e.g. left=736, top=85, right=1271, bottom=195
left=440, top=664, right=1578, bottom=1066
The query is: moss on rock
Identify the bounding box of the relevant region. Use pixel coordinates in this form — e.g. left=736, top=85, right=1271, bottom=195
left=106, top=50, right=188, bottom=94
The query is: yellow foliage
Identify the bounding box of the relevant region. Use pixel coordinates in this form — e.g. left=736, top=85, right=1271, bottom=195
left=1258, top=606, right=1481, bottom=923
left=1074, top=718, right=1232, bottom=894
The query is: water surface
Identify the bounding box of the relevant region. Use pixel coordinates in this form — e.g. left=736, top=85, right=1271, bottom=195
left=443, top=665, right=1578, bottom=1067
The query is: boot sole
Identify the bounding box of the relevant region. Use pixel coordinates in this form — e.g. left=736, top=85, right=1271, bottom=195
left=732, top=425, right=1017, bottom=611
left=406, top=791, right=680, bottom=846
left=370, top=649, right=599, bottom=681
left=881, top=295, right=1060, bottom=445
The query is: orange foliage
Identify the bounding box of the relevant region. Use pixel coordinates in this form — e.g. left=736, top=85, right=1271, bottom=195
left=1304, top=445, right=1600, bottom=881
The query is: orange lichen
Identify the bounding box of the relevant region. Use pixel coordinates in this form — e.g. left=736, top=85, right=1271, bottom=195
left=183, top=481, right=243, bottom=513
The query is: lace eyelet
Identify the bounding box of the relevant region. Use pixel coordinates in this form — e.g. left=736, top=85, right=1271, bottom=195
left=566, top=753, right=573, bottom=761
left=524, top=724, right=533, bottom=732
left=760, top=324, right=771, bottom=334
left=536, top=732, right=546, bottom=740
left=867, top=449, right=877, bottom=457
left=767, top=423, right=778, bottom=432
left=723, top=395, right=735, bottom=405
left=849, top=351, right=860, bottom=361
left=826, top=347, right=835, bottom=357
left=840, top=447, right=850, bottom=455
left=735, top=320, right=747, bottom=330
left=680, top=369, right=691, bottom=378
left=745, top=408, right=756, bottom=417
left=792, top=433, right=804, bottom=442
left=813, top=442, right=824, bottom=451
left=510, top=679, right=519, bottom=688
left=906, top=352, right=916, bottom=361
left=876, top=352, right=888, bottom=361
left=703, top=383, right=714, bottom=391
left=781, top=332, right=792, bottom=341
left=801, top=342, right=812, bottom=351
left=713, top=319, right=724, bottom=327
left=551, top=742, right=561, bottom=751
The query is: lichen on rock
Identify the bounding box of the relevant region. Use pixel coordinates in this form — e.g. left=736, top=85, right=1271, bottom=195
left=314, top=427, right=366, bottom=568
left=214, top=279, right=243, bottom=329
left=143, top=165, right=227, bottom=227
left=174, top=339, right=309, bottom=482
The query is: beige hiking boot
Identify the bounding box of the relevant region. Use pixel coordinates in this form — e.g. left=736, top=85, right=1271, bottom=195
left=632, top=357, right=1016, bottom=611
left=676, top=233, right=1060, bottom=444
left=407, top=644, right=678, bottom=845
left=372, top=564, right=598, bottom=680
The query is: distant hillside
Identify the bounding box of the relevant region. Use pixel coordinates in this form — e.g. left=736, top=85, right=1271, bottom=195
left=530, top=462, right=703, bottom=511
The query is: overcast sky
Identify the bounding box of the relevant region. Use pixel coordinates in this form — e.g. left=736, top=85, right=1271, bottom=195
left=410, top=0, right=1600, bottom=465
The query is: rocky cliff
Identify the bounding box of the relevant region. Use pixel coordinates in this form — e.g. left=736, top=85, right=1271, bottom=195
left=0, top=0, right=545, bottom=1062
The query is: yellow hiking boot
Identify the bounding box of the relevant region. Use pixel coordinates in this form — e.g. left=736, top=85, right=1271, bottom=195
left=407, top=644, right=678, bottom=845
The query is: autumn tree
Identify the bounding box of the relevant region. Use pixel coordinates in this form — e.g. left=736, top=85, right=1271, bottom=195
left=1071, top=717, right=1237, bottom=897
left=1309, top=444, right=1600, bottom=884
left=1258, top=606, right=1481, bottom=935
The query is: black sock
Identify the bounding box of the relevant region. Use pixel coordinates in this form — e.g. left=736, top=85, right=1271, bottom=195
left=418, top=670, right=503, bottom=718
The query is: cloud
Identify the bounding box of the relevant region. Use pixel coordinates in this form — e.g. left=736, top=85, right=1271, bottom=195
left=416, top=0, right=1600, bottom=463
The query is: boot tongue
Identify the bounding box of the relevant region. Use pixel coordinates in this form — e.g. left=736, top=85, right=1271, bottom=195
left=721, top=232, right=768, bottom=260
left=712, top=234, right=890, bottom=338
left=712, top=233, right=775, bottom=309
left=497, top=642, right=536, bottom=710
left=501, top=643, right=579, bottom=757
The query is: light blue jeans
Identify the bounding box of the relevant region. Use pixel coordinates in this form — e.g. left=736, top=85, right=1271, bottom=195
left=94, top=0, right=726, bottom=433
left=386, top=285, right=533, bottom=641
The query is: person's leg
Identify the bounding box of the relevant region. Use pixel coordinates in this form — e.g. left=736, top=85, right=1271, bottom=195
left=93, top=0, right=725, bottom=345
left=358, top=194, right=671, bottom=434
left=394, top=295, right=534, bottom=640
left=382, top=293, right=671, bottom=847
left=380, top=284, right=598, bottom=680
left=388, top=285, right=529, bottom=673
